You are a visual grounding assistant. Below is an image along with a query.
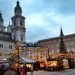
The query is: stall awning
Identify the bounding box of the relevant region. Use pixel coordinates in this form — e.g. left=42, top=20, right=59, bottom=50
left=20, top=57, right=36, bottom=63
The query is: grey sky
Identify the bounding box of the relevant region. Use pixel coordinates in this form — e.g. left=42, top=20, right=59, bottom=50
left=0, top=0, right=75, bottom=42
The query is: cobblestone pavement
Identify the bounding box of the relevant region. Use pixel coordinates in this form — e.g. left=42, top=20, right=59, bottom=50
left=27, top=69, right=75, bottom=75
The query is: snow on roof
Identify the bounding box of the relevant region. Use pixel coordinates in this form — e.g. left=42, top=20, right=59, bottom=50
left=20, top=57, right=36, bottom=63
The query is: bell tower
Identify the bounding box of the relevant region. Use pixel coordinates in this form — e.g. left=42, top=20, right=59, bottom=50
left=14, top=1, right=22, bottom=16
left=0, top=12, right=5, bottom=32
left=11, top=1, right=26, bottom=44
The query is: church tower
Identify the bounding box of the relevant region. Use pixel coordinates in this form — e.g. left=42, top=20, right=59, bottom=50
left=0, top=12, right=5, bottom=32
left=11, top=1, right=26, bottom=44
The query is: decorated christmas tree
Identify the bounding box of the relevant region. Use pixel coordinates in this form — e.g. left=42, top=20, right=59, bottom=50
left=59, top=28, right=67, bottom=54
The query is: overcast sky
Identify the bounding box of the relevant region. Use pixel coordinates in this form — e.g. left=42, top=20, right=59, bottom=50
left=0, top=0, right=75, bottom=42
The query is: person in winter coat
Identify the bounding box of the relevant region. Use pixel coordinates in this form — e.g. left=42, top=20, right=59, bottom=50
left=31, top=65, right=33, bottom=75
left=4, top=70, right=17, bottom=75
left=23, top=64, right=27, bottom=75
left=0, top=64, right=7, bottom=75
left=4, top=63, right=17, bottom=75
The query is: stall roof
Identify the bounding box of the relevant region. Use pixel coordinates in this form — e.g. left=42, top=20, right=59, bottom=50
left=1, top=58, right=9, bottom=63
left=20, top=57, right=36, bottom=63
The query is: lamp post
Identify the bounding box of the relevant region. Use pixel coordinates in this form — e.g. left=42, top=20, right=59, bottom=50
left=15, top=41, right=20, bottom=75
left=46, top=46, right=50, bottom=59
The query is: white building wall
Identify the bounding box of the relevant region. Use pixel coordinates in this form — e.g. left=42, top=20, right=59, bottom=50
left=16, top=30, right=21, bottom=41
left=38, top=35, right=75, bottom=54
left=0, top=41, right=15, bottom=54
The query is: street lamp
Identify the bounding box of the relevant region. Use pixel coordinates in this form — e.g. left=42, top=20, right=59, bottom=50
left=46, top=46, right=50, bottom=59
left=15, top=41, right=20, bottom=75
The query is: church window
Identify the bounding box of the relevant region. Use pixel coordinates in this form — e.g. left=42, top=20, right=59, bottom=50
left=2, top=44, right=3, bottom=48
left=14, top=21, right=16, bottom=26
left=11, top=45, right=12, bottom=49
left=20, top=21, right=22, bottom=25
left=13, top=35, right=16, bottom=40
left=0, top=44, right=3, bottom=48
left=21, top=36, right=23, bottom=41
left=0, top=44, right=1, bottom=48
left=9, top=45, right=12, bottom=49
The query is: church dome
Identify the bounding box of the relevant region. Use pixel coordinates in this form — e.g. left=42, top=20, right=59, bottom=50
left=0, top=12, right=3, bottom=22
left=14, top=1, right=22, bottom=13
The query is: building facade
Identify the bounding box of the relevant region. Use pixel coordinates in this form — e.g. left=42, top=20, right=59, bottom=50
left=26, top=30, right=75, bottom=61
left=37, top=31, right=75, bottom=55
left=0, top=1, right=75, bottom=62
left=0, top=1, right=26, bottom=57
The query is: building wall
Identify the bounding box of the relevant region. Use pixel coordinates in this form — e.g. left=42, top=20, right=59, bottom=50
left=38, top=34, right=75, bottom=54
left=0, top=41, right=15, bottom=54
left=0, top=32, right=11, bottom=38
left=0, top=1, right=26, bottom=59
left=24, top=47, right=48, bottom=62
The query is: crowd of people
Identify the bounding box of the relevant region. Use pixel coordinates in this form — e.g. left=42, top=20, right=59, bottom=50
left=18, top=64, right=28, bottom=75
left=0, top=63, right=33, bottom=75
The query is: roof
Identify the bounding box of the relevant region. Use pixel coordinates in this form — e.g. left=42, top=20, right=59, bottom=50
left=1, top=58, right=9, bottom=63
left=11, top=15, right=25, bottom=19
left=20, top=57, right=36, bottom=63
left=38, top=33, right=75, bottom=42
left=0, top=36, right=15, bottom=42
left=14, top=1, right=22, bottom=12
left=0, top=31, right=14, bottom=42
left=0, top=31, right=11, bottom=34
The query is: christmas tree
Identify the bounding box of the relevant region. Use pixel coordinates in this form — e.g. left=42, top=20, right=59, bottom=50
left=59, top=28, right=67, bottom=54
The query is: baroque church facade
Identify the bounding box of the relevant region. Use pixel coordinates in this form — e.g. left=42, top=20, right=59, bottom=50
left=0, top=1, right=26, bottom=55
left=0, top=1, right=75, bottom=61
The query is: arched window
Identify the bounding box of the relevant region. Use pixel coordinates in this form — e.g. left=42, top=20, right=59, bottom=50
left=21, top=36, right=23, bottom=41
left=0, top=44, right=3, bottom=48
left=9, top=45, right=12, bottom=49
left=20, top=21, right=22, bottom=25
left=14, top=21, right=16, bottom=26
